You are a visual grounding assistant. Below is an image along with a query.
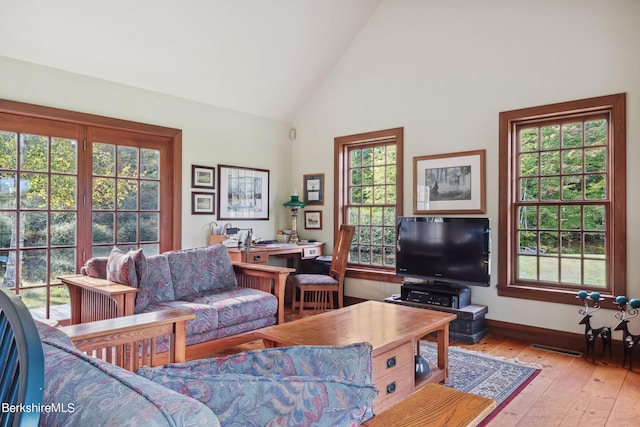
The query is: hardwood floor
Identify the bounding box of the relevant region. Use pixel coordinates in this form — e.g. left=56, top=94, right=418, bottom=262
left=215, top=307, right=639, bottom=426
left=456, top=334, right=639, bottom=427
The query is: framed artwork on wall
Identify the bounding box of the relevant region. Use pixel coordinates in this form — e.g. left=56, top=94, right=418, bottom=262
left=303, top=173, right=324, bottom=205
left=217, top=164, right=270, bottom=220
left=413, top=149, right=486, bottom=214
left=192, top=192, right=215, bottom=214
left=191, top=165, right=215, bottom=189
left=304, top=210, right=322, bottom=230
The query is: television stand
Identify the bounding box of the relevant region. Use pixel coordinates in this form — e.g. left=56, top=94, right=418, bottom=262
left=385, top=295, right=488, bottom=344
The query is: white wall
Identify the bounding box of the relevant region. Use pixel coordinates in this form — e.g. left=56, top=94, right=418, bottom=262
left=0, top=55, right=294, bottom=249
left=292, top=0, right=640, bottom=335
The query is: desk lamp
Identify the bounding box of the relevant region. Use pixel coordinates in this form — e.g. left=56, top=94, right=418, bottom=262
left=283, top=194, right=305, bottom=244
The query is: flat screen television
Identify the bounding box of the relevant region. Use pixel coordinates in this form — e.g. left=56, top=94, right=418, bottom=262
left=396, top=217, right=491, bottom=287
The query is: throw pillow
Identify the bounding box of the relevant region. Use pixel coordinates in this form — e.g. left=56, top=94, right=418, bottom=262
left=106, top=247, right=139, bottom=287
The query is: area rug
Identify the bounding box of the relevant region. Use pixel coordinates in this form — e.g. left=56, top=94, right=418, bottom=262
left=419, top=341, right=541, bottom=424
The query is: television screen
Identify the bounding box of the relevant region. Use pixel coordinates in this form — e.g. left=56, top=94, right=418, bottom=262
left=396, top=217, right=490, bottom=287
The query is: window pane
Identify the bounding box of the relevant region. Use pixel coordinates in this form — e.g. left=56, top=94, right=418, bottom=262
left=518, top=255, right=537, bottom=280
left=93, top=177, right=115, bottom=210
left=20, top=173, right=48, bottom=209
left=20, top=249, right=47, bottom=286
left=51, top=248, right=75, bottom=280
left=540, top=177, right=560, bottom=200
left=540, top=151, right=559, bottom=175
left=561, top=205, right=581, bottom=230
left=562, top=122, right=583, bottom=148
left=20, top=134, right=48, bottom=172
left=51, top=212, right=76, bottom=246
left=0, top=212, right=16, bottom=248
left=562, top=149, right=583, bottom=174
left=562, top=176, right=582, bottom=200
left=585, top=147, right=606, bottom=173
left=519, top=178, right=538, bottom=201
left=540, top=231, right=558, bottom=254
left=140, top=181, right=159, bottom=210
left=520, top=153, right=538, bottom=176
left=560, top=257, right=581, bottom=284
left=117, top=212, right=138, bottom=243
left=93, top=212, right=114, bottom=244
left=583, top=259, right=606, bottom=287
left=585, top=119, right=607, bottom=146
left=21, top=212, right=48, bottom=247
left=117, top=179, right=138, bottom=210
left=140, top=148, right=160, bottom=179
left=539, top=206, right=558, bottom=229
left=0, top=171, right=17, bottom=209
left=520, top=128, right=539, bottom=152
left=141, top=213, right=159, bottom=242
left=541, top=125, right=560, bottom=150
left=51, top=175, right=77, bottom=210
left=584, top=205, right=605, bottom=231
left=93, top=143, right=115, bottom=176
left=539, top=257, right=559, bottom=282
left=585, top=174, right=606, bottom=200
left=560, top=232, right=581, bottom=254
left=0, top=131, right=18, bottom=169
left=519, top=206, right=538, bottom=229
left=51, top=138, right=77, bottom=174
left=117, top=146, right=139, bottom=178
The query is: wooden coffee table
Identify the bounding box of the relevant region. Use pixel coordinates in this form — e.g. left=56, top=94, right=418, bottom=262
left=256, top=300, right=456, bottom=413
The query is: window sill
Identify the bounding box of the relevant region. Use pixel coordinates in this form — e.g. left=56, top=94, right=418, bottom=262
left=345, top=267, right=402, bottom=284
left=496, top=282, right=617, bottom=308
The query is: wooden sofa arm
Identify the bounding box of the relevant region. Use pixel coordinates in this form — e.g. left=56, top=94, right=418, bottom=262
left=232, top=262, right=295, bottom=324
left=58, top=308, right=195, bottom=371
left=59, top=275, right=138, bottom=324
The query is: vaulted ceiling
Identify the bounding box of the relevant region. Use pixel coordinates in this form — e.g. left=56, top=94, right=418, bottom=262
left=0, top=0, right=383, bottom=122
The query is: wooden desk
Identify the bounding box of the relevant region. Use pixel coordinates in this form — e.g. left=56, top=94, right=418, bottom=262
left=256, top=301, right=456, bottom=413
left=227, top=242, right=323, bottom=267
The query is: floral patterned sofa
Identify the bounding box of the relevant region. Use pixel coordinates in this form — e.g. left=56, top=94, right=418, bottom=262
left=72, top=244, right=290, bottom=354
left=37, top=321, right=377, bottom=426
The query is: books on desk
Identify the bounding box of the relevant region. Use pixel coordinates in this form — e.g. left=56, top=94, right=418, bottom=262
left=253, top=243, right=297, bottom=248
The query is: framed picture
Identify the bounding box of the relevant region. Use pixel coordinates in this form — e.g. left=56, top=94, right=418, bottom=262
left=218, top=164, right=270, bottom=220
left=413, top=149, right=486, bottom=214
left=192, top=192, right=215, bottom=214
left=304, top=210, right=322, bottom=229
left=303, top=173, right=324, bottom=205
left=192, top=165, right=215, bottom=189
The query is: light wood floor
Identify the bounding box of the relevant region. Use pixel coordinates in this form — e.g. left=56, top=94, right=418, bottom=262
left=456, top=333, right=639, bottom=427
left=222, top=307, right=639, bottom=427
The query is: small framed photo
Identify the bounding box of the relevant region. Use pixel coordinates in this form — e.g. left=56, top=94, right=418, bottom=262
left=304, top=210, right=322, bottom=230
left=192, top=165, right=215, bottom=189
left=192, top=192, right=215, bottom=214
left=303, top=173, right=324, bottom=205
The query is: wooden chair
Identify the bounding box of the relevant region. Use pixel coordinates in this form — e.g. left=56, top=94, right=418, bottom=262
left=291, top=225, right=355, bottom=318
left=0, top=287, right=44, bottom=427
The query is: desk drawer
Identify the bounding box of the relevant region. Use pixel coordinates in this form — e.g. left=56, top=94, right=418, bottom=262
left=302, top=246, right=322, bottom=258
left=246, top=251, right=269, bottom=264
left=373, top=360, right=413, bottom=412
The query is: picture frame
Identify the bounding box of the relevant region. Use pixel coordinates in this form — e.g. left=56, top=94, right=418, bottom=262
left=413, top=149, right=486, bottom=214
left=217, top=164, right=270, bottom=220
left=191, top=192, right=215, bottom=215
left=191, top=165, right=215, bottom=189
left=303, top=173, right=324, bottom=205
left=304, top=210, right=322, bottom=230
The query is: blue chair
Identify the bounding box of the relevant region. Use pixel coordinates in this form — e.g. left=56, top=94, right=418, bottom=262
left=0, top=287, right=44, bottom=427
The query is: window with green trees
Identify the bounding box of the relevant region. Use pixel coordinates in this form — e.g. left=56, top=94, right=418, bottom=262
left=0, top=100, right=181, bottom=321
left=335, top=128, right=403, bottom=280
left=498, top=94, right=626, bottom=305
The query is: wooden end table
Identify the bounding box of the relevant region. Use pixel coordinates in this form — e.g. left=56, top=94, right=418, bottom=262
left=255, top=300, right=456, bottom=413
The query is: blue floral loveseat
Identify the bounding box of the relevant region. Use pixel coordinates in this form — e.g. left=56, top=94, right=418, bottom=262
left=63, top=244, right=292, bottom=355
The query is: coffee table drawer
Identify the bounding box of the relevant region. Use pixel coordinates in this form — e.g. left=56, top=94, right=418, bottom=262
left=372, top=341, right=413, bottom=379
left=373, top=363, right=413, bottom=412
